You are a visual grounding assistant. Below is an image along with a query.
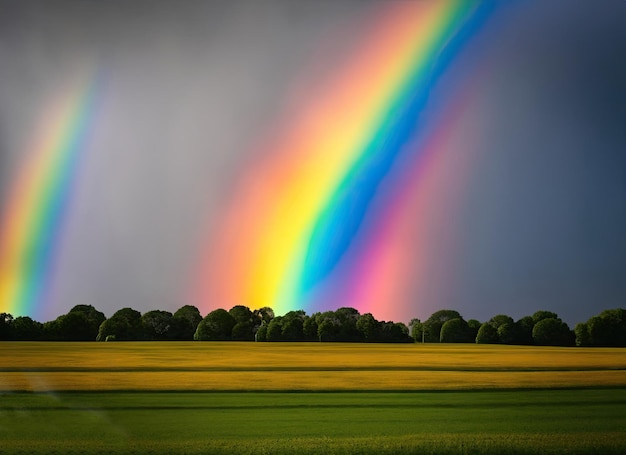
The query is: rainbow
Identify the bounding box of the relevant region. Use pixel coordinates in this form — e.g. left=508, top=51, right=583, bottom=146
left=193, top=1, right=506, bottom=320
left=0, top=72, right=100, bottom=319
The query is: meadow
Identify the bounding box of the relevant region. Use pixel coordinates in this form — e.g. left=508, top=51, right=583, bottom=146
left=1, top=342, right=625, bottom=454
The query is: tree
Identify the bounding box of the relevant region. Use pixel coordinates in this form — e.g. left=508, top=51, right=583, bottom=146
left=515, top=316, right=535, bottom=345
left=97, top=307, right=143, bottom=341
left=532, top=318, right=574, bottom=346
left=488, top=314, right=514, bottom=330
left=532, top=311, right=559, bottom=325
left=498, top=322, right=523, bottom=345
left=141, top=310, right=174, bottom=340
left=232, top=321, right=254, bottom=341
left=266, top=317, right=284, bottom=341
left=317, top=314, right=340, bottom=342
left=254, top=307, right=275, bottom=326
left=574, top=322, right=591, bottom=347
left=44, top=306, right=104, bottom=341
left=302, top=315, right=318, bottom=341
left=357, top=313, right=381, bottom=342
left=409, top=318, right=423, bottom=343
left=475, top=323, right=499, bottom=344
left=67, top=305, right=106, bottom=340
left=255, top=323, right=268, bottom=341
left=42, top=319, right=61, bottom=340
left=440, top=318, right=473, bottom=343
left=172, top=305, right=202, bottom=340
left=467, top=319, right=481, bottom=341
left=0, top=313, right=14, bottom=340
left=334, top=307, right=360, bottom=341
left=380, top=322, right=412, bottom=343
left=423, top=310, right=462, bottom=342
left=12, top=316, right=43, bottom=340
left=586, top=309, right=626, bottom=347
left=281, top=311, right=305, bottom=341
left=55, top=311, right=94, bottom=341
left=194, top=309, right=236, bottom=341
left=229, top=305, right=255, bottom=341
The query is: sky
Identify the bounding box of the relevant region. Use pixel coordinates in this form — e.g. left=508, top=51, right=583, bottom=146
left=0, top=0, right=624, bottom=326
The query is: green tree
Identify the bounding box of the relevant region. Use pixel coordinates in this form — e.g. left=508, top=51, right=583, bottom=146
left=586, top=309, right=626, bottom=347
left=467, top=319, right=481, bottom=341
left=515, top=316, right=535, bottom=345
left=97, top=308, right=143, bottom=341
left=574, top=322, right=591, bottom=347
left=67, top=305, right=105, bottom=340
left=172, top=305, right=202, bottom=340
left=488, top=314, right=514, bottom=329
left=229, top=305, right=255, bottom=341
left=423, top=310, right=462, bottom=342
left=254, top=307, right=275, bottom=326
left=42, top=319, right=61, bottom=340
left=281, top=311, right=305, bottom=341
left=334, top=307, right=360, bottom=341
left=141, top=310, right=174, bottom=340
left=266, top=317, right=284, bottom=341
left=532, top=310, right=559, bottom=325
left=255, top=322, right=268, bottom=341
left=0, top=313, right=14, bottom=340
left=532, top=318, right=574, bottom=346
left=194, top=309, right=236, bottom=341
left=55, top=311, right=94, bottom=341
left=498, top=322, right=523, bottom=345
left=357, top=313, right=381, bottom=342
left=476, top=323, right=499, bottom=344
left=440, top=318, right=473, bottom=343
left=12, top=316, right=43, bottom=340
left=317, top=314, right=340, bottom=342
left=380, top=322, right=412, bottom=343
left=302, top=314, right=318, bottom=341
left=409, top=318, right=423, bottom=343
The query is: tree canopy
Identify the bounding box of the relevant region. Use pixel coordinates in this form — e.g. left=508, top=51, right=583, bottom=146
left=0, top=305, right=623, bottom=347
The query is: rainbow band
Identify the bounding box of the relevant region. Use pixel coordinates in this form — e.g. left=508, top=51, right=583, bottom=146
left=195, top=1, right=503, bottom=317
left=298, top=2, right=496, bottom=304
left=0, top=73, right=100, bottom=318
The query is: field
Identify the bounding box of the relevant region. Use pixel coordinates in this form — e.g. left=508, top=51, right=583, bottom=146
left=1, top=342, right=626, bottom=454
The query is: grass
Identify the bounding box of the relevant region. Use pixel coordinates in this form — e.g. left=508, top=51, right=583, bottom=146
left=0, top=342, right=625, bottom=453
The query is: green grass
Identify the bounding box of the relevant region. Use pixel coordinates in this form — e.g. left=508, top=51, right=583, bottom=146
left=1, top=342, right=625, bottom=453
left=1, top=389, right=625, bottom=454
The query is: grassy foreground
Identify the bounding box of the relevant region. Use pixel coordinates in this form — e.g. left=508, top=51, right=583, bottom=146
left=1, top=342, right=625, bottom=454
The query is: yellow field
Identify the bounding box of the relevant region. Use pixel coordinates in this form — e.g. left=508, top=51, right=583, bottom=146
left=1, top=342, right=625, bottom=392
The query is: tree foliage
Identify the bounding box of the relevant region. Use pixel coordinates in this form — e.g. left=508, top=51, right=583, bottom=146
left=141, top=310, right=174, bottom=340
left=12, top=316, right=43, bottom=340
left=488, top=314, right=514, bottom=330
left=172, top=305, right=202, bottom=340
left=532, top=318, right=574, bottom=346
left=532, top=311, right=559, bottom=325
left=423, top=310, right=462, bottom=342
left=577, top=309, right=626, bottom=347
left=0, top=313, right=15, bottom=340
left=194, top=309, right=236, bottom=341
left=440, top=318, right=473, bottom=343
left=229, top=305, right=256, bottom=341
left=476, top=323, right=499, bottom=344
left=357, top=313, right=381, bottom=342
left=2, top=305, right=623, bottom=347
left=97, top=307, right=143, bottom=341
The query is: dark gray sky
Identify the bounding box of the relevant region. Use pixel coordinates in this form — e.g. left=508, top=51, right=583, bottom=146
left=0, top=0, right=624, bottom=325
left=445, top=0, right=626, bottom=325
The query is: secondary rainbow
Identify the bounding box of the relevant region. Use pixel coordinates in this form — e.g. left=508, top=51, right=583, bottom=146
left=0, top=72, right=100, bottom=319
left=194, top=1, right=503, bottom=320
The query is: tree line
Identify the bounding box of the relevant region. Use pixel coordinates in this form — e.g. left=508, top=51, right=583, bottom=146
left=0, top=305, right=625, bottom=347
